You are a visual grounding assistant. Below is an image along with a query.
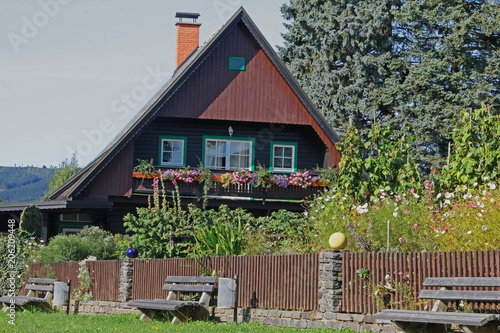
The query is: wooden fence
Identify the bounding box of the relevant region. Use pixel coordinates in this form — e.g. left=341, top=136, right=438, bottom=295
left=342, top=250, right=500, bottom=314
left=132, top=254, right=319, bottom=311
left=25, top=260, right=120, bottom=302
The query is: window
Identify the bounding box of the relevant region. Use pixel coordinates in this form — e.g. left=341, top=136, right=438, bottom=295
left=204, top=137, right=254, bottom=170
left=270, top=142, right=297, bottom=173
left=228, top=57, right=245, bottom=70
left=159, top=136, right=186, bottom=167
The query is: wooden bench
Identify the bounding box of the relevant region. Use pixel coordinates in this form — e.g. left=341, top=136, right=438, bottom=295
left=0, top=278, right=57, bottom=311
left=127, top=276, right=218, bottom=323
left=374, top=277, right=500, bottom=333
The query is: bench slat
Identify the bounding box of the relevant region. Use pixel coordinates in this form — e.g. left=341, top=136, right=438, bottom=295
left=375, top=310, right=497, bottom=326
left=128, top=299, right=202, bottom=311
left=164, top=276, right=218, bottom=284
left=27, top=278, right=57, bottom=284
left=25, top=284, right=54, bottom=292
left=162, top=284, right=215, bottom=293
left=419, top=289, right=500, bottom=302
left=0, top=296, right=49, bottom=306
left=424, top=277, right=500, bottom=288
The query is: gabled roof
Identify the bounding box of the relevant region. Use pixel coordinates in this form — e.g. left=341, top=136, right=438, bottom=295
left=48, top=7, right=341, bottom=201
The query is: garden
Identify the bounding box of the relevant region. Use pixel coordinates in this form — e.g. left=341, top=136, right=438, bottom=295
left=1, top=106, right=499, bottom=330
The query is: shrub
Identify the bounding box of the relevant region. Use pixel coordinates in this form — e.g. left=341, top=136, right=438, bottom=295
left=37, top=226, right=119, bottom=262
left=20, top=205, right=43, bottom=238
left=0, top=229, right=43, bottom=296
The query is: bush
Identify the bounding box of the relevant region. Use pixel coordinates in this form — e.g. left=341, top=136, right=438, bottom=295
left=37, top=226, right=119, bottom=262
left=0, top=229, right=43, bottom=296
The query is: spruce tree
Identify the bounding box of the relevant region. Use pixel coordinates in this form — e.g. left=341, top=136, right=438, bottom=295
left=280, top=0, right=500, bottom=171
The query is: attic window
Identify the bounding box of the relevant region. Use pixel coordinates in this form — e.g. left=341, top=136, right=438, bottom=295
left=229, top=57, right=245, bottom=70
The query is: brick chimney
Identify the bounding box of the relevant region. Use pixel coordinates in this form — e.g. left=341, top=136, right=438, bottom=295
left=175, top=12, right=201, bottom=68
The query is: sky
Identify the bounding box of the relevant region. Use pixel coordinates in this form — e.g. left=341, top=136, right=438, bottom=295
left=0, top=0, right=288, bottom=168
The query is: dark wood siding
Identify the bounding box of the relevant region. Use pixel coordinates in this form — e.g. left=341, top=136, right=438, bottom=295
left=84, top=140, right=134, bottom=196
left=155, top=21, right=340, bottom=168
left=134, top=118, right=325, bottom=170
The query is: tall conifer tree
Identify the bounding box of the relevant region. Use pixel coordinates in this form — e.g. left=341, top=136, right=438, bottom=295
left=280, top=0, right=500, bottom=170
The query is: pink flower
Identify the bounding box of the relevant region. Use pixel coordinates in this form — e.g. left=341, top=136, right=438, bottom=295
left=399, top=271, right=403, bottom=275
left=403, top=209, right=408, bottom=214
left=394, top=269, right=398, bottom=274
left=435, top=226, right=439, bottom=231
left=467, top=202, right=476, bottom=207
left=172, top=179, right=177, bottom=185
left=410, top=188, right=415, bottom=193
left=414, top=224, right=418, bottom=228
left=398, top=238, right=403, bottom=243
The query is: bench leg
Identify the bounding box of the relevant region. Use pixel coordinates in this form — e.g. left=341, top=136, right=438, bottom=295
left=394, top=321, right=448, bottom=333
left=170, top=307, right=210, bottom=323
left=138, top=308, right=161, bottom=321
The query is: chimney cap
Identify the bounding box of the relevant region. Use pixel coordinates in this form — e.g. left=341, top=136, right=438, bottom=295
left=175, top=12, right=201, bottom=22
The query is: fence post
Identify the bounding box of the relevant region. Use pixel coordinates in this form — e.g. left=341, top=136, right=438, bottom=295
left=118, top=257, right=134, bottom=302
left=318, top=249, right=343, bottom=313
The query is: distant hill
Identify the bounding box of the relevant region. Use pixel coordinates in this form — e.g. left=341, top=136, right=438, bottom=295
left=0, top=166, right=55, bottom=203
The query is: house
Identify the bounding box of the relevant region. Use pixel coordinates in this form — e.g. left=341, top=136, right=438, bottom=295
left=0, top=8, right=341, bottom=240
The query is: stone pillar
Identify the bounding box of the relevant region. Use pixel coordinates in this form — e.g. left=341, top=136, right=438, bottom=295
left=318, top=249, right=343, bottom=313
left=118, top=257, right=134, bottom=302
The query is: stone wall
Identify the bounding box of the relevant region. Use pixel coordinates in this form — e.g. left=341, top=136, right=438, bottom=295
left=214, top=308, right=396, bottom=332
left=67, top=300, right=140, bottom=315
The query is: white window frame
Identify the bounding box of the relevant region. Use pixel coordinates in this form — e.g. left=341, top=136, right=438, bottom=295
left=159, top=136, right=186, bottom=167
left=271, top=142, right=297, bottom=173
left=204, top=137, right=254, bottom=170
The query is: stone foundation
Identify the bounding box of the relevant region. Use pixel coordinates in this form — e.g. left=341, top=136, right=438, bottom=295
left=214, top=308, right=396, bottom=332
left=67, top=300, right=140, bottom=315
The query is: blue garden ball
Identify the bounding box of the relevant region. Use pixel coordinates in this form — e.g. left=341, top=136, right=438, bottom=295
left=126, top=248, right=138, bottom=258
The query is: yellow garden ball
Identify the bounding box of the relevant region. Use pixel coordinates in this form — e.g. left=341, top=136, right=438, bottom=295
left=329, top=232, right=347, bottom=249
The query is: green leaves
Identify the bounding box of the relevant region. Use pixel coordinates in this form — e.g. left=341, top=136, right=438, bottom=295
left=334, top=123, right=422, bottom=201
left=439, top=105, right=500, bottom=191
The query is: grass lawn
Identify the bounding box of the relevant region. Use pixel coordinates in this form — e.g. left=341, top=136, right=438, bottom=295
left=0, top=311, right=367, bottom=333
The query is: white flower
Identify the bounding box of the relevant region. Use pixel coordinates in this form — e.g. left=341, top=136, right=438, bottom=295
left=490, top=198, right=495, bottom=203
left=473, top=182, right=478, bottom=187
left=394, top=207, right=399, bottom=211
left=413, top=193, right=420, bottom=199
left=482, top=225, right=487, bottom=231
left=445, top=192, right=452, bottom=198
left=436, top=193, right=442, bottom=199
left=444, top=199, right=451, bottom=205
left=484, top=176, right=490, bottom=181
left=462, top=185, right=468, bottom=190
left=485, top=243, right=489, bottom=246
left=477, top=213, right=482, bottom=217
left=467, top=231, right=472, bottom=234
left=393, top=212, right=398, bottom=217
left=488, top=182, right=496, bottom=190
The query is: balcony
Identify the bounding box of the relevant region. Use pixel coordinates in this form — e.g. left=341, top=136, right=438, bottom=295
left=132, top=170, right=327, bottom=202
